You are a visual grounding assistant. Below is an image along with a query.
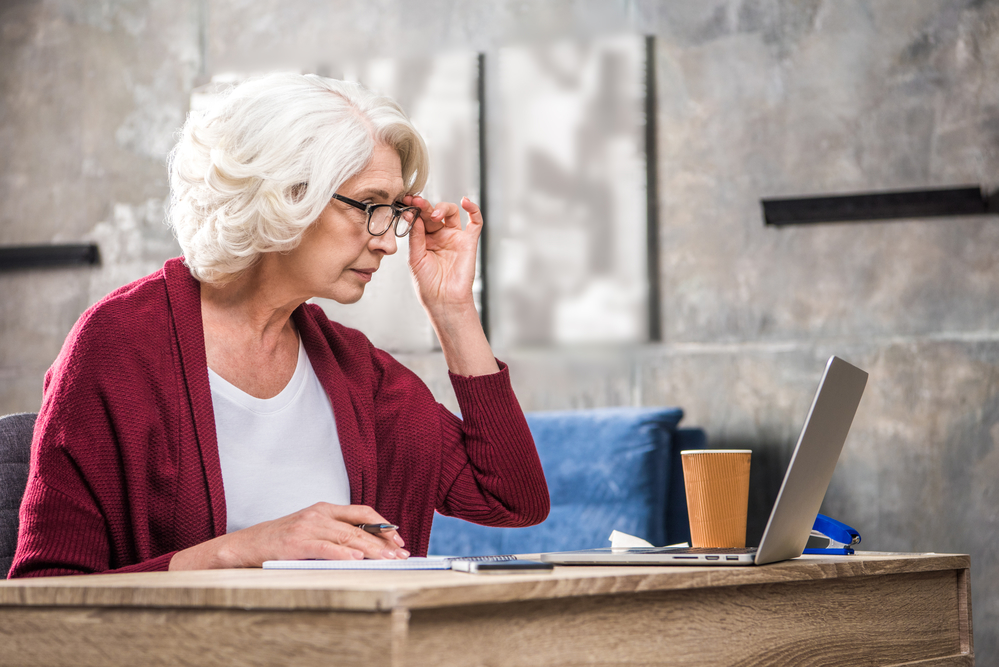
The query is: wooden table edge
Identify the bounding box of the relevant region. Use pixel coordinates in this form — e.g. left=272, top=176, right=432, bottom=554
left=0, top=552, right=971, bottom=613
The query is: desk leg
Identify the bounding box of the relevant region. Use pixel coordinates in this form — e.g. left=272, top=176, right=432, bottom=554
left=957, top=567, right=974, bottom=659
left=392, top=607, right=411, bottom=667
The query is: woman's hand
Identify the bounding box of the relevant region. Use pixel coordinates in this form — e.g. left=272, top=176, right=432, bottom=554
left=403, top=195, right=481, bottom=316
left=168, top=503, right=408, bottom=570
left=403, top=195, right=499, bottom=377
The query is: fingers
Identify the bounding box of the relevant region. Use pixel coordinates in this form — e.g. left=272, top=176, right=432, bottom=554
left=461, top=196, right=482, bottom=221
left=326, top=503, right=395, bottom=528
left=323, top=503, right=408, bottom=554
left=405, top=195, right=479, bottom=234
left=425, top=203, right=448, bottom=233
left=405, top=195, right=445, bottom=234
left=405, top=195, right=429, bottom=264
left=460, top=197, right=484, bottom=238
left=324, top=524, right=406, bottom=560
left=292, top=503, right=409, bottom=561
left=437, top=201, right=462, bottom=227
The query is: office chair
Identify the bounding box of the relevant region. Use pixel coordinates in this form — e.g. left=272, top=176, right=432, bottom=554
left=0, top=412, right=35, bottom=578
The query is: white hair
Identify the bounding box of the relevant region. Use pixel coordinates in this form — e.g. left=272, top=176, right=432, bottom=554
left=167, top=73, right=429, bottom=284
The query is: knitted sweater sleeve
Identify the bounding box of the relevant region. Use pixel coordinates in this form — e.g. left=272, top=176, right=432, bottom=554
left=13, top=473, right=175, bottom=577
left=433, top=363, right=550, bottom=527
left=10, top=358, right=178, bottom=578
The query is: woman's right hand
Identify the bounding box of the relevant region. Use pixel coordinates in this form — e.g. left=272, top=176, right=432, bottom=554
left=168, top=503, right=408, bottom=570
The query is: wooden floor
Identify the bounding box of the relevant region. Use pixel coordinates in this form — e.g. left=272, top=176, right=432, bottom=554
left=0, top=552, right=974, bottom=666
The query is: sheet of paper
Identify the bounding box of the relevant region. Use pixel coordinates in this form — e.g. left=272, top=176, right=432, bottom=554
left=263, top=557, right=451, bottom=570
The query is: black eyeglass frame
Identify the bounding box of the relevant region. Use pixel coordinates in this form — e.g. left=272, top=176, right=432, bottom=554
left=331, top=193, right=423, bottom=237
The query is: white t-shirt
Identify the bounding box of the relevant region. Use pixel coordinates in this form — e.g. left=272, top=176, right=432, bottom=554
left=208, top=338, right=351, bottom=534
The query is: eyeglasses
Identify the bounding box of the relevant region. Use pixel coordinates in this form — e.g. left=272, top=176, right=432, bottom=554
left=331, top=193, right=422, bottom=237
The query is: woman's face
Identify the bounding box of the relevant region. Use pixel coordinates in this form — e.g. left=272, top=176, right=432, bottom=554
left=277, top=143, right=404, bottom=304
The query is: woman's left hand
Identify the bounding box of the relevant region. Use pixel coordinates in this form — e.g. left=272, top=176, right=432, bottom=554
left=403, top=195, right=482, bottom=317
left=403, top=194, right=498, bottom=377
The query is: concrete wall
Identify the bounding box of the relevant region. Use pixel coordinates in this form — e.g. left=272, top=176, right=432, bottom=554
left=2, top=0, right=997, bottom=660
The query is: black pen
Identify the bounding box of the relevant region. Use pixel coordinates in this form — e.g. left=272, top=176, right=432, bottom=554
left=357, top=523, right=398, bottom=534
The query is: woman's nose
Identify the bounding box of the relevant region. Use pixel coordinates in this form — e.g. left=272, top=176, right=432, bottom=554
left=368, top=229, right=398, bottom=255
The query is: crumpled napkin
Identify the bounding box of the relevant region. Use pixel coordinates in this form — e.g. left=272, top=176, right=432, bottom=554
left=608, top=530, right=689, bottom=549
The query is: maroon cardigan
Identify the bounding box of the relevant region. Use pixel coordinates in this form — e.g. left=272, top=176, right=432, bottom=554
left=9, top=258, right=548, bottom=577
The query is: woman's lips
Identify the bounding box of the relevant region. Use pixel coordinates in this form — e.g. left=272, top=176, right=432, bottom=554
left=351, top=268, right=375, bottom=283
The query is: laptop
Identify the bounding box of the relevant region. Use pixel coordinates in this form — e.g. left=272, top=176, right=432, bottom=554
left=540, top=355, right=868, bottom=567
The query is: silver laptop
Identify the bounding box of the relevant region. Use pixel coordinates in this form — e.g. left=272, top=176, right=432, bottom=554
left=541, top=355, right=868, bottom=567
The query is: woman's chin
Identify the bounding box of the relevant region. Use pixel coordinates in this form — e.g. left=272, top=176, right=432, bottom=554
left=323, top=287, right=365, bottom=305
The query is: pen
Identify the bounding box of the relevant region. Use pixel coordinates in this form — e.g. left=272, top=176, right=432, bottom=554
left=357, top=523, right=398, bottom=534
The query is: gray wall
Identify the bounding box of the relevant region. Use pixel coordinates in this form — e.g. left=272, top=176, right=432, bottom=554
left=2, top=0, right=997, bottom=660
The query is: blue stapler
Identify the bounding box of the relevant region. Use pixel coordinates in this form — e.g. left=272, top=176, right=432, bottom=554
left=802, top=514, right=861, bottom=555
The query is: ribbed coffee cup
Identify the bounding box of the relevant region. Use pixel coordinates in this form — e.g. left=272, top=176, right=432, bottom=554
left=681, top=450, right=751, bottom=549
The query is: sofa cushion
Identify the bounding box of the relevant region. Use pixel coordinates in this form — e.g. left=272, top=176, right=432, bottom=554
left=668, top=427, right=707, bottom=545
left=429, top=406, right=686, bottom=557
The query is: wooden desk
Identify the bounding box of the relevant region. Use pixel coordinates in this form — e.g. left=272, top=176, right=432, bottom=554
left=0, top=553, right=973, bottom=666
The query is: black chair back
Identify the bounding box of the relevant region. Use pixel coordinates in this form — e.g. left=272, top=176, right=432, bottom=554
left=0, top=413, right=36, bottom=578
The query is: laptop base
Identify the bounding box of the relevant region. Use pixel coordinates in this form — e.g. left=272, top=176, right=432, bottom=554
left=540, top=547, right=758, bottom=566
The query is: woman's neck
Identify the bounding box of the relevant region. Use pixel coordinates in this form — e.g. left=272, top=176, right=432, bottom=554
left=199, top=262, right=306, bottom=399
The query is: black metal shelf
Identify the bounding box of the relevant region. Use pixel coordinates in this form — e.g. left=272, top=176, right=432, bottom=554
left=0, top=244, right=101, bottom=271
left=762, top=186, right=998, bottom=226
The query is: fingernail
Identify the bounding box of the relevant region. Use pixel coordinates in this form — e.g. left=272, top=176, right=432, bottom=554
left=393, top=534, right=405, bottom=547
left=382, top=549, right=397, bottom=559
left=398, top=550, right=410, bottom=559
left=352, top=550, right=364, bottom=560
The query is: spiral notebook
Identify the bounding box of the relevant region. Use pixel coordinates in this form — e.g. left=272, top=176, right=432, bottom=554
left=263, top=554, right=520, bottom=570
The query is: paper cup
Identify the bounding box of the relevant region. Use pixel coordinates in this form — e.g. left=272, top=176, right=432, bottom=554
left=681, top=449, right=751, bottom=549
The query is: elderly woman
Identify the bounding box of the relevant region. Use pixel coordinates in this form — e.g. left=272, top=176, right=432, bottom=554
left=9, top=74, right=548, bottom=577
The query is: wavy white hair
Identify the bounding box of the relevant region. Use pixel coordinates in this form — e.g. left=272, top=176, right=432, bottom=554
left=167, top=73, right=429, bottom=284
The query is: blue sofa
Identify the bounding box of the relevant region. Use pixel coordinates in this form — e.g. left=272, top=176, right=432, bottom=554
left=429, top=406, right=707, bottom=557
